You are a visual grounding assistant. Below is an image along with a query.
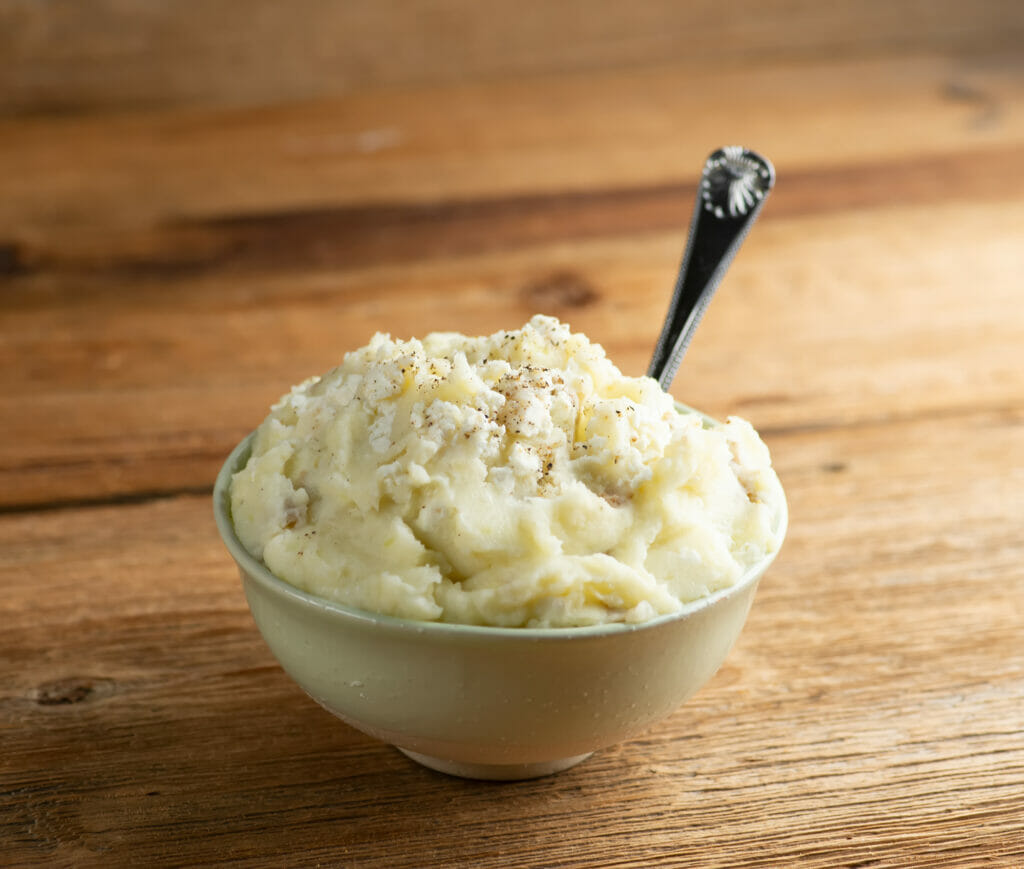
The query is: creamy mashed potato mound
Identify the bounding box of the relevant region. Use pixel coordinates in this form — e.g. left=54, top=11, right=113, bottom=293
left=230, top=316, right=784, bottom=628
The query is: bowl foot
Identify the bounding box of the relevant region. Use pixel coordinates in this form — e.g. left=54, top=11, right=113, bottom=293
left=397, top=748, right=593, bottom=780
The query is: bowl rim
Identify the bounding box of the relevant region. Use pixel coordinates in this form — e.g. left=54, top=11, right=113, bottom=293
left=213, top=405, right=787, bottom=641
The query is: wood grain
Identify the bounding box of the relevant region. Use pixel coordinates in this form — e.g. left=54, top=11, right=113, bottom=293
left=2, top=51, right=1024, bottom=509
left=2, top=15, right=1023, bottom=866
left=1, top=0, right=1021, bottom=114
left=4, top=52, right=1023, bottom=230
left=2, top=407, right=1022, bottom=865
left=3, top=197, right=1023, bottom=510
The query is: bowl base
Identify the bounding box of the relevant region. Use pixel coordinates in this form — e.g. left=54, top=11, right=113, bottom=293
left=397, top=748, right=593, bottom=780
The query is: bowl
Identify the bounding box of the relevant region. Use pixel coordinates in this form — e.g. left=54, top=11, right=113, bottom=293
left=213, top=414, right=786, bottom=781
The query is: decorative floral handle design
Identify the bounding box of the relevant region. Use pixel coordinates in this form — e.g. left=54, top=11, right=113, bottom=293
left=701, top=146, right=775, bottom=219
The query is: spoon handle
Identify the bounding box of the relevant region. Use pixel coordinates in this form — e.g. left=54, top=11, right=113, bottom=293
left=647, top=147, right=775, bottom=391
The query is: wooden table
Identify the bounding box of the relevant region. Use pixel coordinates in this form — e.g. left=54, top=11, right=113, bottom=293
left=3, top=9, right=1023, bottom=865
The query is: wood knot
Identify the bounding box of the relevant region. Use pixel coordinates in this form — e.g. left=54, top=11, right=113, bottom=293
left=821, top=461, right=847, bottom=474
left=522, top=270, right=599, bottom=310
left=0, top=241, right=30, bottom=276
left=35, top=677, right=98, bottom=706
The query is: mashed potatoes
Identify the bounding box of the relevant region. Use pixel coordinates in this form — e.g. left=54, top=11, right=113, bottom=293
left=230, top=316, right=784, bottom=628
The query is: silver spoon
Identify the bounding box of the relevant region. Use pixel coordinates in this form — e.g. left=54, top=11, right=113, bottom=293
left=647, top=146, right=775, bottom=391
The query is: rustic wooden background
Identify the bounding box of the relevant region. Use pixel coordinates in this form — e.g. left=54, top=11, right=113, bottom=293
left=2, top=0, right=1021, bottom=113
left=2, top=1, right=1023, bottom=865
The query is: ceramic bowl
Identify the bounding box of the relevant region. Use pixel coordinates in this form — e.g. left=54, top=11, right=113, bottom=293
left=213, top=417, right=786, bottom=781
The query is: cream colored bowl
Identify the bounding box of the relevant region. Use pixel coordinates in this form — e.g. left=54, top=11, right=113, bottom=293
left=213, top=417, right=786, bottom=780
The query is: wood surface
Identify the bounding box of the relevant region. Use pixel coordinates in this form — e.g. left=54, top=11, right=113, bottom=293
left=2, top=9, right=1024, bottom=867
left=2, top=0, right=1021, bottom=113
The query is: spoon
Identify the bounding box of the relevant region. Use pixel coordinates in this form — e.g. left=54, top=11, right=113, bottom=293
left=647, top=146, right=775, bottom=391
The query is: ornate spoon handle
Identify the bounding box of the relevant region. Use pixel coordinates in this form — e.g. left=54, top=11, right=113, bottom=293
left=647, top=146, right=775, bottom=391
